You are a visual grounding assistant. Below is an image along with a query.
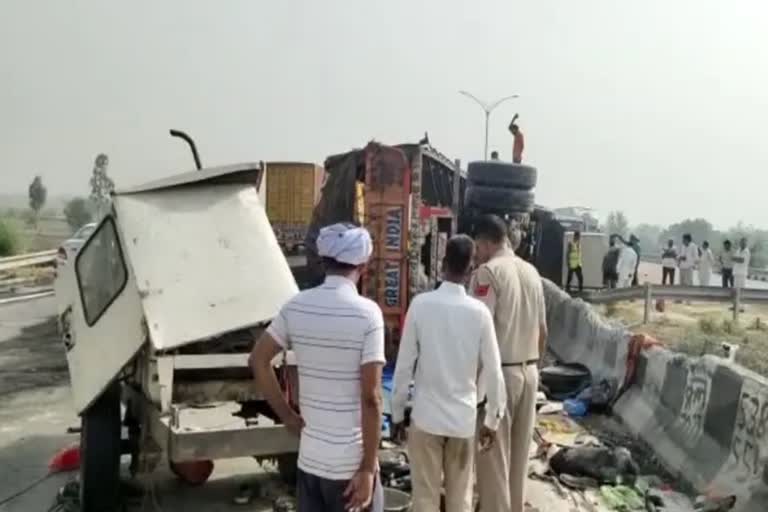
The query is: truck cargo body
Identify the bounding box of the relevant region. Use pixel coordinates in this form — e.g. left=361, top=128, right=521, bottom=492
left=265, top=162, right=325, bottom=253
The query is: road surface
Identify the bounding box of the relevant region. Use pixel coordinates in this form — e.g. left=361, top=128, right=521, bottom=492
left=0, top=296, right=588, bottom=511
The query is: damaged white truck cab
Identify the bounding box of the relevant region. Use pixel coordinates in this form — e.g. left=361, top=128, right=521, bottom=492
left=57, top=164, right=300, bottom=511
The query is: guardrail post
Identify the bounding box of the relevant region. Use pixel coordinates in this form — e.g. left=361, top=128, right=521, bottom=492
left=733, top=287, right=741, bottom=323
left=643, top=283, right=652, bottom=324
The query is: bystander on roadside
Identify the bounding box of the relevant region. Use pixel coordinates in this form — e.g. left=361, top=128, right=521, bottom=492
left=661, top=239, right=678, bottom=285
left=678, top=234, right=698, bottom=286
left=720, top=240, right=735, bottom=288
left=470, top=215, right=547, bottom=512
left=734, top=237, right=751, bottom=290
left=698, top=241, right=715, bottom=286
left=391, top=235, right=506, bottom=512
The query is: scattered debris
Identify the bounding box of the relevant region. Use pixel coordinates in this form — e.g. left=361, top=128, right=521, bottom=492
left=272, top=495, right=297, bottom=512
left=550, top=446, right=639, bottom=486
left=600, top=484, right=645, bottom=511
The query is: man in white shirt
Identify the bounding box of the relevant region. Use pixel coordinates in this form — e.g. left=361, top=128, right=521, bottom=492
left=616, top=239, right=638, bottom=288
left=698, top=241, right=715, bottom=286
left=391, top=234, right=506, bottom=512
left=677, top=234, right=698, bottom=286
left=733, top=237, right=751, bottom=290
left=250, top=223, right=385, bottom=512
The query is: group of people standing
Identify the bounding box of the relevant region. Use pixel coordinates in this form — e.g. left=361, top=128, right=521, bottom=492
left=251, top=215, right=547, bottom=512
left=660, top=236, right=751, bottom=288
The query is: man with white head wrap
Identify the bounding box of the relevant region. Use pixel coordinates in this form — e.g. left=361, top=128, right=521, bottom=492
left=251, top=223, right=385, bottom=512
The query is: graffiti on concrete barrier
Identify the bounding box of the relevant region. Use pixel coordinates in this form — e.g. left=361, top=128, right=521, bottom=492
left=678, top=364, right=710, bottom=443
left=731, top=382, right=768, bottom=477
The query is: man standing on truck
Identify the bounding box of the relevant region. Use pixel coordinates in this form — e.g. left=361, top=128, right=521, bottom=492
left=391, top=235, right=506, bottom=512
left=471, top=215, right=547, bottom=512
left=250, top=223, right=385, bottom=512
left=509, top=114, right=525, bottom=164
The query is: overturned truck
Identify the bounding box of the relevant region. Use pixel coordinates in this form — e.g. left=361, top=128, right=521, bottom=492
left=56, top=164, right=301, bottom=511
left=303, top=141, right=544, bottom=358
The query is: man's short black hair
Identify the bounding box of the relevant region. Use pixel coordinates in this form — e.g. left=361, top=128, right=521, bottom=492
left=724, top=239, right=732, bottom=247
left=473, top=214, right=507, bottom=244
left=683, top=233, right=692, bottom=242
left=443, top=235, right=474, bottom=276
left=322, top=257, right=359, bottom=273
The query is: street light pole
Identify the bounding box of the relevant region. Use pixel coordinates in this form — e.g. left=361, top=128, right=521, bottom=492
left=459, top=91, right=519, bottom=160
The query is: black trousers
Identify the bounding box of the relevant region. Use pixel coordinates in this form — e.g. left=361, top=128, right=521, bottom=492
left=722, top=268, right=734, bottom=288
left=297, top=468, right=383, bottom=512
left=662, top=267, right=675, bottom=285
left=603, top=271, right=618, bottom=288
left=567, top=266, right=584, bottom=292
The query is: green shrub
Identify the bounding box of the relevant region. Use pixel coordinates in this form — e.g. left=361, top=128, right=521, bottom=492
left=0, top=218, right=19, bottom=256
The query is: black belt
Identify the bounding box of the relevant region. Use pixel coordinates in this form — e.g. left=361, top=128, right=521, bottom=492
left=501, top=359, right=539, bottom=367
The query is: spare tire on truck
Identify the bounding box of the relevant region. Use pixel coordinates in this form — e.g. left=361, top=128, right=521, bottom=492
left=464, top=186, right=535, bottom=213
left=467, top=161, right=537, bottom=189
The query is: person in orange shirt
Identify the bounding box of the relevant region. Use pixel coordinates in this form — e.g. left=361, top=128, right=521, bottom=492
left=509, top=115, right=524, bottom=163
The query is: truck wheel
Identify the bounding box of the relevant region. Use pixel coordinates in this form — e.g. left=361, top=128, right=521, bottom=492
left=80, top=381, right=122, bottom=512
left=465, top=186, right=535, bottom=212
left=277, top=453, right=298, bottom=485
left=467, top=161, right=537, bottom=189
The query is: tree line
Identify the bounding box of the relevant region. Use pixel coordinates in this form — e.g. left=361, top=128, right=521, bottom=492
left=0, top=154, right=114, bottom=257
left=604, top=211, right=768, bottom=269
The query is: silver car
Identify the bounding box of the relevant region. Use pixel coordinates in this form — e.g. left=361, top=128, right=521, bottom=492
left=56, top=222, right=97, bottom=268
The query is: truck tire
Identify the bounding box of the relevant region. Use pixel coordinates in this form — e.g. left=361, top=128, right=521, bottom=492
left=467, top=161, right=537, bottom=189
left=277, top=453, right=298, bottom=485
left=465, top=185, right=535, bottom=213
left=80, top=381, right=122, bottom=512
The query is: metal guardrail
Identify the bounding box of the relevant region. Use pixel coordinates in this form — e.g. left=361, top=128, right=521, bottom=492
left=584, top=283, right=768, bottom=323
left=0, top=250, right=57, bottom=273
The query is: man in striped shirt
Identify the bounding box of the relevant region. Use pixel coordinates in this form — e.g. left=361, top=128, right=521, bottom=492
left=251, top=223, right=385, bottom=512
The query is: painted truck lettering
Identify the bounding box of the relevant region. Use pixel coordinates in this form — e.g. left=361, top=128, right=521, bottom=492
left=384, top=263, right=400, bottom=307
left=385, top=208, right=403, bottom=251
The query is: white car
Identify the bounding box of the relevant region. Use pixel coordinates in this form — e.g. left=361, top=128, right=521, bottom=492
left=56, top=222, right=97, bottom=268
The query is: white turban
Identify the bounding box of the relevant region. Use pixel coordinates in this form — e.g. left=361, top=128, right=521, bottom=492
left=317, top=223, right=373, bottom=266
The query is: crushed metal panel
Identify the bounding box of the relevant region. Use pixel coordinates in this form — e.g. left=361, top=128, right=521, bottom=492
left=117, top=163, right=262, bottom=195
left=114, top=183, right=298, bottom=351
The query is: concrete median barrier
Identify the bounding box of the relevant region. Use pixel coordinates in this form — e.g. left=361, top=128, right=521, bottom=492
left=614, top=349, right=768, bottom=511
left=544, top=279, right=768, bottom=509
left=543, top=279, right=631, bottom=403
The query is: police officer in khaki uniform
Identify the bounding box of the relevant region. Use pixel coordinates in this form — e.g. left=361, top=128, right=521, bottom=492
left=470, top=215, right=547, bottom=512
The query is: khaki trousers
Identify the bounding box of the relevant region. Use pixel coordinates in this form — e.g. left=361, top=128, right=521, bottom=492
left=408, top=424, right=475, bottom=512
left=476, top=364, right=539, bottom=512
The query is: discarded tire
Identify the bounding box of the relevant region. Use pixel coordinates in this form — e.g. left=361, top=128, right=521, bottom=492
left=80, top=381, right=122, bottom=512
left=464, top=185, right=535, bottom=213
left=467, top=161, right=537, bottom=189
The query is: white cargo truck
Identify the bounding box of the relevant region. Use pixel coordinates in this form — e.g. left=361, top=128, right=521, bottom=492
left=56, top=163, right=300, bottom=511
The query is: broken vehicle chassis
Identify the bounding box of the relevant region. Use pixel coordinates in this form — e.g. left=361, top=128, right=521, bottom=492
left=123, top=343, right=299, bottom=474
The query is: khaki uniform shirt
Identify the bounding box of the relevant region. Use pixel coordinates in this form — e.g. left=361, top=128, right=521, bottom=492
left=470, top=248, right=546, bottom=364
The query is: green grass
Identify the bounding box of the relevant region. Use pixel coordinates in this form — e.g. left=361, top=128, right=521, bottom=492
left=0, top=217, right=20, bottom=256
left=599, top=302, right=768, bottom=378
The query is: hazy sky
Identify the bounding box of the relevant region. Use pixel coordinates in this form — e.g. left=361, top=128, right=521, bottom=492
left=2, top=1, right=767, bottom=228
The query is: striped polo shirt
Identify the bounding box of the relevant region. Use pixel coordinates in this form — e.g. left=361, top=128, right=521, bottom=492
left=267, top=275, right=385, bottom=480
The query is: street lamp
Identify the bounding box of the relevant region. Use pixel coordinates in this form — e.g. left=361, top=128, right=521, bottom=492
left=459, top=90, right=519, bottom=160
